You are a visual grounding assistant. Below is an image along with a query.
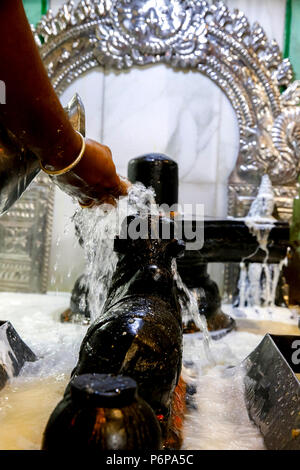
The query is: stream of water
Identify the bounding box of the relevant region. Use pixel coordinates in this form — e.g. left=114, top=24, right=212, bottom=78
left=72, top=183, right=159, bottom=322
left=238, top=175, right=287, bottom=308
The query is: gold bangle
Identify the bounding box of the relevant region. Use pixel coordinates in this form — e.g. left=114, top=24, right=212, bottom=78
left=79, top=199, right=95, bottom=208
left=40, top=131, right=86, bottom=176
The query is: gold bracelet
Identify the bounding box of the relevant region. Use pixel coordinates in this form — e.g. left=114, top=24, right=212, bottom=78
left=79, top=199, right=95, bottom=208
left=40, top=131, right=86, bottom=176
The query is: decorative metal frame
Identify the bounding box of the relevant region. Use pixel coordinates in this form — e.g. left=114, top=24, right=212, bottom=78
left=0, top=173, right=54, bottom=293
left=35, top=0, right=300, bottom=219
left=2, top=0, right=300, bottom=292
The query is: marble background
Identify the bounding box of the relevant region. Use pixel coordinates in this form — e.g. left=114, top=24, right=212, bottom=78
left=48, top=0, right=287, bottom=292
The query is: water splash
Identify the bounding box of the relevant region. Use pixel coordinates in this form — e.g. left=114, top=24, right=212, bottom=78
left=238, top=260, right=287, bottom=308
left=244, top=173, right=275, bottom=252
left=238, top=175, right=286, bottom=307
left=72, top=183, right=158, bottom=322
left=172, top=260, right=215, bottom=365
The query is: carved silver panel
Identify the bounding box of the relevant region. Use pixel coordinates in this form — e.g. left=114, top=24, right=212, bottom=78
left=0, top=174, right=54, bottom=292
left=2, top=0, right=299, bottom=292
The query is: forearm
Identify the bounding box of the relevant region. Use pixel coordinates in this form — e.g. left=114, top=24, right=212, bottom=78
left=0, top=0, right=128, bottom=208
left=0, top=0, right=81, bottom=170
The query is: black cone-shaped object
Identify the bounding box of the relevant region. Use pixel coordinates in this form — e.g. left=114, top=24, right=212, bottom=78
left=128, top=153, right=178, bottom=207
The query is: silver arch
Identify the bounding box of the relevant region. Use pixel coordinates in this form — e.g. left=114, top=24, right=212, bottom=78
left=35, top=0, right=300, bottom=216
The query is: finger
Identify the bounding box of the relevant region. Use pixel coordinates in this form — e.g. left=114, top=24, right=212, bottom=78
left=109, top=178, right=131, bottom=199
left=119, top=178, right=131, bottom=196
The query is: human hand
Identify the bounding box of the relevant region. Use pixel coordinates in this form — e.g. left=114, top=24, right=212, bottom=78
left=51, top=138, right=130, bottom=207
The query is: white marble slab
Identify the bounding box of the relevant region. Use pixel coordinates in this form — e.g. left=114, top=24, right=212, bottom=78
left=49, top=0, right=68, bottom=14
left=102, top=66, right=222, bottom=186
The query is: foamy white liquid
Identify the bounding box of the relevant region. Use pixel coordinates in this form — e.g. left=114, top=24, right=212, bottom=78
left=0, top=292, right=266, bottom=450
left=173, top=261, right=215, bottom=365
left=223, top=303, right=299, bottom=325
left=182, top=331, right=266, bottom=450
left=0, top=322, right=20, bottom=379
left=73, top=183, right=159, bottom=322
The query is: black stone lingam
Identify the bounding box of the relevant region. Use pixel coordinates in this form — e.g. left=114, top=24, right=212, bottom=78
left=127, top=154, right=290, bottom=338
left=128, top=154, right=178, bottom=207
left=62, top=154, right=179, bottom=325
left=128, top=153, right=236, bottom=337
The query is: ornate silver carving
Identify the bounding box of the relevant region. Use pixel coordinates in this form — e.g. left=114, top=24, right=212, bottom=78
left=34, top=0, right=300, bottom=204
left=3, top=0, right=299, bottom=292
left=0, top=173, right=54, bottom=292
left=32, top=0, right=300, bottom=189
